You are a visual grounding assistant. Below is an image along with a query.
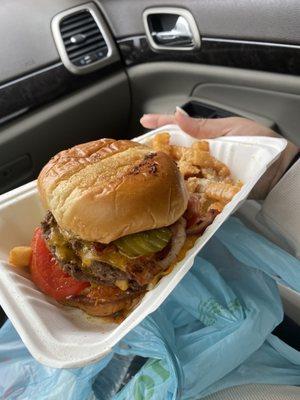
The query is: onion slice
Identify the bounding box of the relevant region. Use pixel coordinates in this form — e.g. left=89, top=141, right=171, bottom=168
left=157, top=217, right=186, bottom=270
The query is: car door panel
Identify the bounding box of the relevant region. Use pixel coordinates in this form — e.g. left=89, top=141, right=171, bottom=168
left=101, top=0, right=300, bottom=45
left=126, top=62, right=300, bottom=144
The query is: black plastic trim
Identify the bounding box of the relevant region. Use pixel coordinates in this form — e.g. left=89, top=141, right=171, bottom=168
left=0, top=61, right=121, bottom=128
left=117, top=35, right=300, bottom=75
left=181, top=100, right=236, bottom=119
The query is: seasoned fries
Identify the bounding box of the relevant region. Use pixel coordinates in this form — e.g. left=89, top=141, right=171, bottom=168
left=177, top=159, right=200, bottom=178
left=150, top=132, right=242, bottom=233
left=9, top=246, right=32, bottom=268
left=206, top=182, right=241, bottom=203
left=150, top=131, right=172, bottom=156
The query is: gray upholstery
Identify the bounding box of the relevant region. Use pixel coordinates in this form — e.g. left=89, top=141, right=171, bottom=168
left=202, top=384, right=300, bottom=400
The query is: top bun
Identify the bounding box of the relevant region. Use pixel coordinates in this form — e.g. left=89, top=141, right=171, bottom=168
left=38, top=139, right=188, bottom=243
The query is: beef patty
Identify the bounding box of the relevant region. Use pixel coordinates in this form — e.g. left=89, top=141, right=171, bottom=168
left=41, top=212, right=174, bottom=289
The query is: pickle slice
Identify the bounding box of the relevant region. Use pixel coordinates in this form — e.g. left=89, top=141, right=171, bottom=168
left=114, top=227, right=172, bottom=258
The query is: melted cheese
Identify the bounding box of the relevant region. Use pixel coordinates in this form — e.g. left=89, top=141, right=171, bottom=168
left=49, top=228, right=76, bottom=262
left=80, top=246, right=130, bottom=273
left=94, top=248, right=129, bottom=271
left=115, top=279, right=129, bottom=291
left=48, top=225, right=131, bottom=272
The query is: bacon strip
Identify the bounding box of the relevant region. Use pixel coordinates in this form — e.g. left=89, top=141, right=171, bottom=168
left=185, top=194, right=220, bottom=235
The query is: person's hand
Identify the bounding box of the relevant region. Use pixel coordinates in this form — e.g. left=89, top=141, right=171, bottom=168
left=140, top=107, right=299, bottom=198
left=140, top=107, right=277, bottom=139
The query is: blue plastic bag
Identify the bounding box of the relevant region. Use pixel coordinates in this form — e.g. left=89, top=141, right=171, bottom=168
left=1, top=217, right=300, bottom=399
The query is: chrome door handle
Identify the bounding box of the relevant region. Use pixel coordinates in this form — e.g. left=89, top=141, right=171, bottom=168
left=152, top=31, right=193, bottom=47
left=143, top=7, right=200, bottom=51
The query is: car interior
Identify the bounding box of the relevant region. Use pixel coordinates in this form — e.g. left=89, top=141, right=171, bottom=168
left=0, top=0, right=300, bottom=396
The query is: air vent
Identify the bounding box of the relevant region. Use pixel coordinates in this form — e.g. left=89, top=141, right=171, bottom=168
left=60, top=10, right=108, bottom=66
left=52, top=3, right=118, bottom=74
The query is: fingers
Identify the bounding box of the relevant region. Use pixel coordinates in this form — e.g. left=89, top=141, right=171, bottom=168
left=175, top=107, right=233, bottom=139
left=140, top=114, right=176, bottom=129
left=140, top=108, right=229, bottom=137
left=140, top=107, right=261, bottom=140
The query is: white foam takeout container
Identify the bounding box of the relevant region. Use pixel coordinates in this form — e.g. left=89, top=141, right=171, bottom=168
left=0, top=125, right=287, bottom=368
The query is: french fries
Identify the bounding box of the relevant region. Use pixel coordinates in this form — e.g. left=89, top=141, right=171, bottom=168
left=205, top=182, right=241, bottom=203
left=9, top=246, right=32, bottom=269
left=150, top=131, right=172, bottom=156
left=150, top=132, right=242, bottom=218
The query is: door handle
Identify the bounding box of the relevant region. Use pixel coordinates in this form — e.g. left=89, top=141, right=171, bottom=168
left=143, top=7, right=200, bottom=51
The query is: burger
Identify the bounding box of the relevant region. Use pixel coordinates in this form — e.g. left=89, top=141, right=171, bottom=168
left=30, top=138, right=188, bottom=319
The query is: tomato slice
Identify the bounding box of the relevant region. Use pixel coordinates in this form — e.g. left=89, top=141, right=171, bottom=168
left=30, top=228, right=90, bottom=301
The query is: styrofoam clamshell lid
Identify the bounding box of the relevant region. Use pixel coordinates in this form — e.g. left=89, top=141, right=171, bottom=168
left=0, top=125, right=287, bottom=367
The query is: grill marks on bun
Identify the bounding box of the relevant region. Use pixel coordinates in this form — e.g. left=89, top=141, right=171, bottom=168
left=38, top=139, right=188, bottom=244
left=38, top=139, right=139, bottom=207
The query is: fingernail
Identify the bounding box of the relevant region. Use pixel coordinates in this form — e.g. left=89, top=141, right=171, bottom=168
left=140, top=114, right=150, bottom=120
left=175, top=106, right=189, bottom=116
